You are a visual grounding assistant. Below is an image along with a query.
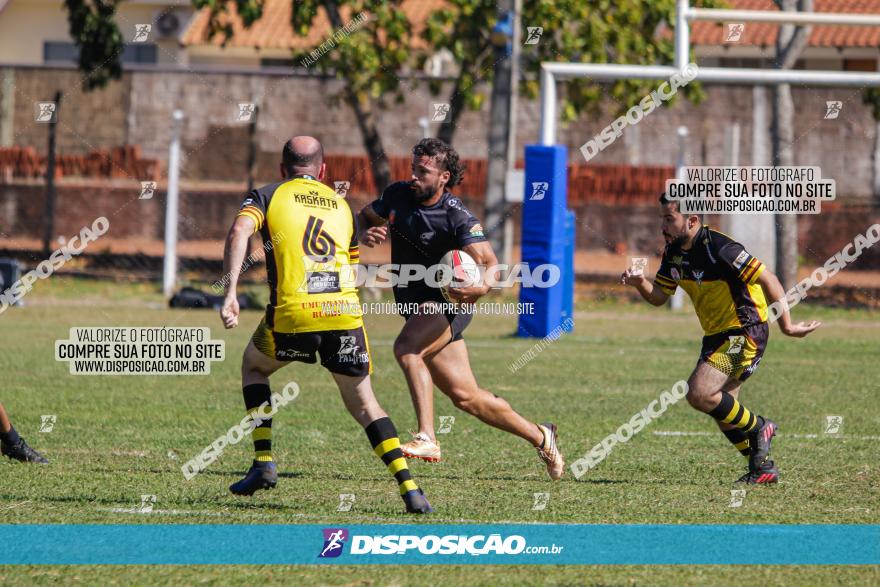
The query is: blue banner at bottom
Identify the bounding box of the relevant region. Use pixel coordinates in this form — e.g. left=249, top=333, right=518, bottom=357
left=1, top=524, right=877, bottom=565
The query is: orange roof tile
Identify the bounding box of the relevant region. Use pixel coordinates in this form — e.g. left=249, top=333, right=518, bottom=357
left=182, top=0, right=880, bottom=51
left=181, top=0, right=445, bottom=49
left=690, top=0, right=880, bottom=48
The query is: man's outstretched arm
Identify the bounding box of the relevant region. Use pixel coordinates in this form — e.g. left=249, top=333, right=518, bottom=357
left=620, top=269, right=670, bottom=307
left=757, top=268, right=821, bottom=337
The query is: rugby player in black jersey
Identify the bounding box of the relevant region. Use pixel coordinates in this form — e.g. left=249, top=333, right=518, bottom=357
left=357, top=139, right=564, bottom=480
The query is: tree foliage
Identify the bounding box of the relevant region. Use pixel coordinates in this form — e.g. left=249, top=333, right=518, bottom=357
left=63, top=0, right=124, bottom=91
left=422, top=0, right=722, bottom=143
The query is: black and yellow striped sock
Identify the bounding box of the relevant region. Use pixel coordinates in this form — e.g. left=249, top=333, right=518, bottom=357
left=708, top=392, right=763, bottom=433
left=364, top=417, right=419, bottom=496
left=722, top=428, right=751, bottom=457
left=243, top=383, right=273, bottom=463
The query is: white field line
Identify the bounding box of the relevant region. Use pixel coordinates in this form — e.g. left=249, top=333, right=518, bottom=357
left=370, top=338, right=689, bottom=352
left=100, top=507, right=264, bottom=516
left=653, top=430, right=880, bottom=440
left=93, top=509, right=875, bottom=524
left=96, top=507, right=502, bottom=524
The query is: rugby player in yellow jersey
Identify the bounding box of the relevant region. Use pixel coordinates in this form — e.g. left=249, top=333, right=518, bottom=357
left=621, top=194, right=820, bottom=484
left=220, top=136, right=432, bottom=513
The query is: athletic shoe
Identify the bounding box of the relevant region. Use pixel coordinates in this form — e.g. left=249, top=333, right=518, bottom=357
left=229, top=460, right=277, bottom=495
left=735, top=459, right=779, bottom=484
left=401, top=432, right=441, bottom=463
left=748, top=418, right=777, bottom=472
left=537, top=423, right=564, bottom=480
left=402, top=488, right=434, bottom=514
left=1, top=437, right=48, bottom=464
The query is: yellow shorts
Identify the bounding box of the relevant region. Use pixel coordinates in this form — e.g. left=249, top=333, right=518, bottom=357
left=699, top=323, right=769, bottom=382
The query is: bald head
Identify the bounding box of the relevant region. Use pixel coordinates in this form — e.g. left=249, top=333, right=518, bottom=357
left=282, top=136, right=324, bottom=178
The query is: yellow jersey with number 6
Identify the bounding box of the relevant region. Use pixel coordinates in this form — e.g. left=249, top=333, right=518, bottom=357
left=236, top=175, right=362, bottom=333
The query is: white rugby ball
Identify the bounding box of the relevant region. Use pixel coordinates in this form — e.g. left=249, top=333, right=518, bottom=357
left=438, top=249, right=480, bottom=303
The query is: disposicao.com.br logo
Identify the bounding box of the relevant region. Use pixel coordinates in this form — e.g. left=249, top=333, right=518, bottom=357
left=319, top=528, right=349, bottom=558
left=318, top=528, right=563, bottom=558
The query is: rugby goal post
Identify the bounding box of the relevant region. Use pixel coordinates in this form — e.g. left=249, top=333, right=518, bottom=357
left=518, top=0, right=880, bottom=338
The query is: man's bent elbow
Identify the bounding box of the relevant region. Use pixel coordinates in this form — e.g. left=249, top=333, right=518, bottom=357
left=227, top=225, right=253, bottom=246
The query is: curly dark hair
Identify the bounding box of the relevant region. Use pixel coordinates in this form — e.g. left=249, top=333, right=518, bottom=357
left=658, top=192, right=678, bottom=210
left=412, top=138, right=465, bottom=188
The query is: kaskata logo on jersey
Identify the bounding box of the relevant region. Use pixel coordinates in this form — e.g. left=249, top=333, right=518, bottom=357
left=319, top=528, right=349, bottom=558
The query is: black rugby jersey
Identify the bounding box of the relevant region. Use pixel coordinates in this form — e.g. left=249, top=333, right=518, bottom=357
left=369, top=181, right=487, bottom=304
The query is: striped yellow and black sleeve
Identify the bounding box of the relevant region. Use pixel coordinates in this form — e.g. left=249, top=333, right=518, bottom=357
left=718, top=239, right=766, bottom=285
left=737, top=255, right=765, bottom=285
left=236, top=188, right=270, bottom=233
left=653, top=253, right=678, bottom=295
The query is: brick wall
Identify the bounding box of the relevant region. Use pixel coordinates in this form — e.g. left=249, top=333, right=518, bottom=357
left=1, top=66, right=878, bottom=200
left=1, top=178, right=878, bottom=271
left=3, top=68, right=131, bottom=154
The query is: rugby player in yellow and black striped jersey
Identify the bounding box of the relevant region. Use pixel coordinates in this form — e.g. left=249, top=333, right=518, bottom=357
left=220, top=136, right=432, bottom=513
left=621, top=193, right=820, bottom=484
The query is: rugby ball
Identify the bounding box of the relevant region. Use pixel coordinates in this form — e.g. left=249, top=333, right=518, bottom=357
left=438, top=250, right=480, bottom=303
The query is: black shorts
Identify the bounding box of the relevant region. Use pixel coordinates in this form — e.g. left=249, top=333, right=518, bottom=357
left=251, top=317, right=372, bottom=377
left=698, top=322, right=769, bottom=382
left=400, top=302, right=473, bottom=344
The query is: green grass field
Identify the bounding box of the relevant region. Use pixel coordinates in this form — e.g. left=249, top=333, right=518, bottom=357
left=1, top=278, right=878, bottom=585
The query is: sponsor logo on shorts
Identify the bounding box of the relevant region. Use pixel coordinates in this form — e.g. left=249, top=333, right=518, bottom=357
left=276, top=348, right=312, bottom=361
left=743, top=355, right=762, bottom=376
left=337, top=335, right=369, bottom=364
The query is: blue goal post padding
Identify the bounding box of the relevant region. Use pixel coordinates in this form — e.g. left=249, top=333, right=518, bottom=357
left=517, top=145, right=574, bottom=338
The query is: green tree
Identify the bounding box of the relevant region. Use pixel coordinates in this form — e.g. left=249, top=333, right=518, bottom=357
left=63, top=0, right=124, bottom=91
left=63, top=1, right=719, bottom=189
left=771, top=0, right=812, bottom=289
left=422, top=0, right=720, bottom=147
left=195, top=0, right=411, bottom=192
left=290, top=0, right=411, bottom=192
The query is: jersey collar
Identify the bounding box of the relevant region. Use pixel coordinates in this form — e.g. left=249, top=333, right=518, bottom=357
left=678, top=225, right=709, bottom=253
left=290, top=173, right=316, bottom=181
